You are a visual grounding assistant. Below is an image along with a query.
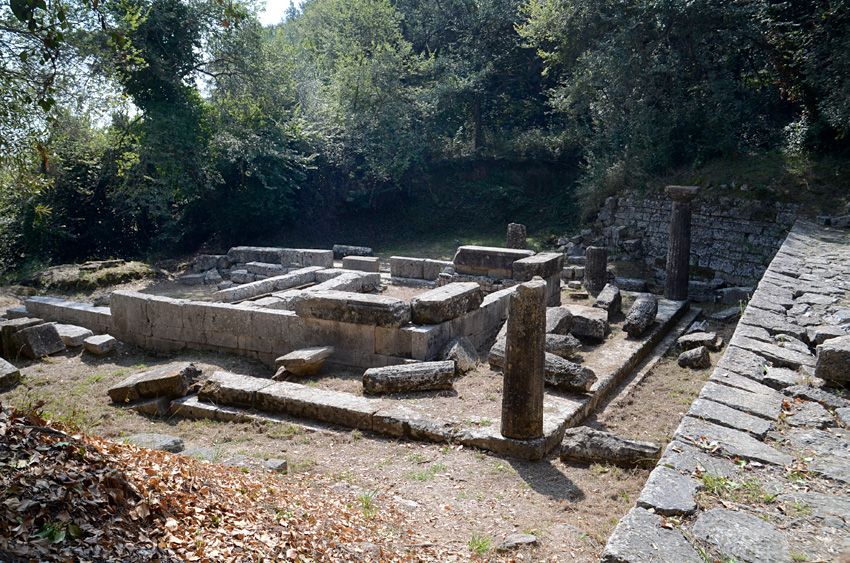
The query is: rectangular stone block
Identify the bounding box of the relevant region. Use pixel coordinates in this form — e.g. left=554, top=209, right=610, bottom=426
left=54, top=324, right=93, bottom=347
left=342, top=256, right=380, bottom=273
left=512, top=252, right=564, bottom=282
left=212, top=266, right=322, bottom=302
left=145, top=336, right=187, bottom=352
left=452, top=246, right=534, bottom=279
left=406, top=324, right=450, bottom=361
left=256, top=382, right=377, bottom=430
left=1, top=317, right=44, bottom=359
left=227, top=246, right=284, bottom=264
left=147, top=296, right=183, bottom=329
left=301, top=317, right=376, bottom=356
left=5, top=306, right=28, bottom=320
left=0, top=357, right=21, bottom=389
left=310, top=272, right=367, bottom=292
left=202, top=303, right=252, bottom=336
left=375, top=326, right=413, bottom=358
left=109, top=362, right=201, bottom=403
left=11, top=323, right=65, bottom=359
left=110, top=291, right=152, bottom=338
left=295, top=291, right=411, bottom=328
left=423, top=259, right=452, bottom=281
left=246, top=262, right=287, bottom=276
left=279, top=249, right=304, bottom=267
left=300, top=249, right=334, bottom=268
left=198, top=370, right=274, bottom=409
left=410, top=282, right=483, bottom=325
left=390, top=256, right=425, bottom=279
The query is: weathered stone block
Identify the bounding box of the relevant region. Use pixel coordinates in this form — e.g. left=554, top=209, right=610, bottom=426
left=203, top=303, right=253, bottom=336
left=422, top=259, right=452, bottom=281
left=1, top=317, right=44, bottom=359
left=390, top=256, right=425, bottom=279
left=410, top=282, right=483, bottom=325
left=333, top=244, right=373, bottom=259
left=147, top=295, right=183, bottom=329
left=5, top=306, right=28, bottom=320
left=512, top=253, right=564, bottom=282
left=452, top=246, right=534, bottom=279
left=54, top=324, right=94, bottom=347
left=375, top=326, right=412, bottom=358
left=678, top=346, right=711, bottom=369
left=198, top=370, right=273, bottom=409
left=342, top=256, right=380, bottom=273
left=545, top=307, right=575, bottom=335
left=275, top=346, right=334, bottom=376
left=109, top=362, right=202, bottom=403
left=563, top=305, right=609, bottom=340
left=110, top=291, right=151, bottom=338
left=489, top=339, right=596, bottom=392
left=560, top=427, right=661, bottom=466
left=227, top=246, right=284, bottom=265
left=83, top=334, right=117, bottom=355
left=300, top=249, right=334, bottom=268
left=601, top=508, right=700, bottom=563
left=11, top=323, right=65, bottom=359
left=0, top=357, right=21, bottom=389
left=592, top=284, right=621, bottom=320
left=295, top=291, right=411, bottom=328
left=124, top=433, right=184, bottom=453
left=246, top=262, right=287, bottom=277
left=363, top=361, right=455, bottom=394
left=815, top=335, right=850, bottom=382
left=440, top=336, right=478, bottom=372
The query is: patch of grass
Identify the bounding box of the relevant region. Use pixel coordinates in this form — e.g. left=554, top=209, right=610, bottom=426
left=467, top=531, right=492, bottom=554
left=357, top=488, right=380, bottom=518
left=404, top=452, right=427, bottom=464
left=791, top=551, right=808, bottom=562
left=489, top=462, right=516, bottom=474
left=407, top=463, right=446, bottom=481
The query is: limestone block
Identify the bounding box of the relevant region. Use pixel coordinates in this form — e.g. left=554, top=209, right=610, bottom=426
left=227, top=246, right=284, bottom=265
left=410, top=282, right=483, bottom=325
left=299, top=249, right=334, bottom=268
left=592, top=283, right=621, bottom=320
left=406, top=324, right=450, bottom=361
left=423, top=259, right=453, bottom=281
left=390, top=256, right=425, bottom=279
left=198, top=371, right=274, bottom=408
left=5, top=306, right=28, bottom=320
left=275, top=346, right=334, bottom=376
left=815, top=335, right=850, bottom=382
left=255, top=381, right=377, bottom=429
left=691, top=509, right=790, bottom=563
left=342, top=256, right=380, bottom=273
left=203, top=303, right=253, bottom=336
left=677, top=346, right=711, bottom=369
left=677, top=331, right=722, bottom=351
left=84, top=334, right=117, bottom=355
left=716, top=286, right=754, bottom=305
left=309, top=271, right=371, bottom=292
left=807, top=325, right=848, bottom=346
left=613, top=277, right=647, bottom=292
left=11, top=323, right=65, bottom=359
left=545, top=333, right=581, bottom=359
left=512, top=253, right=564, bottom=282
left=0, top=357, right=21, bottom=389
left=333, top=244, right=374, bottom=259
left=602, top=508, right=700, bottom=563
left=489, top=339, right=596, bottom=392
left=109, top=362, right=202, bottom=403
left=560, top=427, right=661, bottom=466
left=146, top=336, right=186, bottom=352
left=193, top=254, right=225, bottom=273
left=375, top=326, right=412, bottom=358
left=546, top=307, right=575, bottom=335
left=295, top=291, right=411, bottom=328
left=109, top=291, right=151, bottom=338
left=452, top=246, right=534, bottom=279
left=54, top=324, right=93, bottom=347
left=246, top=262, right=287, bottom=276
left=1, top=317, right=44, bottom=359
left=147, top=295, right=183, bottom=329
left=440, top=336, right=478, bottom=372
left=124, top=433, right=184, bottom=453
left=563, top=305, right=609, bottom=340
left=362, top=361, right=456, bottom=394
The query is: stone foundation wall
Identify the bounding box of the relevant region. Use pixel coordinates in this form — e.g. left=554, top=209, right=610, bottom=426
left=593, top=191, right=802, bottom=285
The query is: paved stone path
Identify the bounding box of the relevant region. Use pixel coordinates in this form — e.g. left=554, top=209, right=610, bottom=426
left=602, top=221, right=850, bottom=563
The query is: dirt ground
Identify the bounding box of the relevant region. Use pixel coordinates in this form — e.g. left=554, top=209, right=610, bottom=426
left=0, top=279, right=735, bottom=561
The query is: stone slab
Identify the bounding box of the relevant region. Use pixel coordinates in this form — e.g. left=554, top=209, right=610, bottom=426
left=294, top=291, right=411, bottom=328
left=560, top=427, right=661, bottom=466
left=410, top=282, right=483, bottom=325
left=687, top=398, right=772, bottom=437
left=389, top=256, right=425, bottom=279
left=362, top=361, right=456, bottom=394
left=54, top=323, right=94, bottom=347
left=342, top=256, right=380, bottom=273
left=255, top=382, right=378, bottom=430
left=452, top=246, right=534, bottom=279
left=83, top=334, right=117, bottom=355
left=815, top=335, right=850, bottom=382
left=674, top=418, right=793, bottom=466
left=658, top=440, right=740, bottom=479
left=0, top=357, right=21, bottom=389
left=562, top=304, right=608, bottom=340
left=782, top=385, right=850, bottom=410
left=690, top=509, right=790, bottom=563
left=601, top=507, right=701, bottom=563
left=124, top=433, right=184, bottom=453
left=785, top=401, right=836, bottom=428
left=512, top=252, right=563, bottom=282
left=11, top=323, right=66, bottom=359
left=109, top=362, right=202, bottom=403
left=636, top=465, right=700, bottom=516
left=699, top=382, right=782, bottom=420
left=275, top=346, right=334, bottom=376
left=728, top=334, right=816, bottom=369
left=198, top=371, right=274, bottom=409
left=709, top=369, right=783, bottom=397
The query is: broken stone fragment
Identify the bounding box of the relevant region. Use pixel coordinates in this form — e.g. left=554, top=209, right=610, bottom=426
left=108, top=362, right=202, bottom=403
left=489, top=339, right=596, bottom=392
left=623, top=294, right=658, bottom=337
left=1, top=317, right=44, bottom=360
left=124, top=433, right=184, bottom=453
left=545, top=307, right=575, bottom=335
left=592, top=283, right=621, bottom=320
left=560, top=427, right=661, bottom=466
left=496, top=533, right=537, bottom=551
left=677, top=331, right=722, bottom=352
left=362, top=361, right=456, bottom=394
left=440, top=336, right=479, bottom=373
left=815, top=335, right=850, bottom=383
left=545, top=333, right=581, bottom=359
left=0, top=357, right=21, bottom=389
left=84, top=334, right=117, bottom=355
left=53, top=323, right=94, bottom=347
left=275, top=346, right=334, bottom=377
left=564, top=305, right=608, bottom=340
left=10, top=323, right=66, bottom=359
left=677, top=346, right=711, bottom=369
left=410, top=282, right=483, bottom=325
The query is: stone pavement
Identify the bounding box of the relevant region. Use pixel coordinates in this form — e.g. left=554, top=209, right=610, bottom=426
left=602, top=220, right=850, bottom=563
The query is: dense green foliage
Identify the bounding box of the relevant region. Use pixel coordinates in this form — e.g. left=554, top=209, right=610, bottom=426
left=0, top=0, right=848, bottom=270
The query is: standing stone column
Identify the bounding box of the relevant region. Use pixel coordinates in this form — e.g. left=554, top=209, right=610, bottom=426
left=507, top=223, right=527, bottom=249
left=501, top=277, right=546, bottom=440
left=584, top=246, right=607, bottom=295
left=664, top=186, right=700, bottom=301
